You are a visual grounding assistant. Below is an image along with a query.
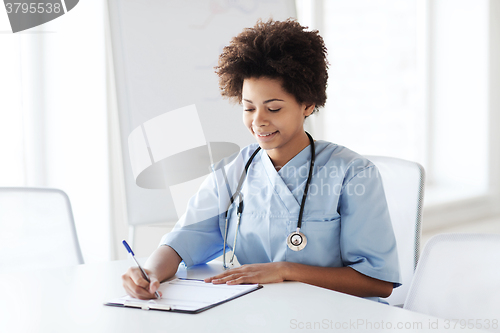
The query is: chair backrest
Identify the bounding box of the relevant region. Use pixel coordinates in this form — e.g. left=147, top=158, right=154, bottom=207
left=404, top=233, right=500, bottom=320
left=364, top=156, right=425, bottom=306
left=0, top=187, right=84, bottom=273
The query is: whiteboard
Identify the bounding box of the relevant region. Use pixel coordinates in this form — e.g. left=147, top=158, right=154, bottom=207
left=107, top=0, right=296, bottom=226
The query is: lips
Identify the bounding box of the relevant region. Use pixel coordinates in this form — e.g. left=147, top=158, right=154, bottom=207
left=256, top=130, right=278, bottom=137
left=255, top=130, right=278, bottom=142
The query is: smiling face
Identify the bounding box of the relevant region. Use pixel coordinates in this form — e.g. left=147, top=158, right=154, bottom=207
left=242, top=77, right=315, bottom=168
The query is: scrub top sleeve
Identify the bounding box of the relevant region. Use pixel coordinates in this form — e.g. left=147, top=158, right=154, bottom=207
left=160, top=170, right=224, bottom=267
left=339, top=165, right=401, bottom=287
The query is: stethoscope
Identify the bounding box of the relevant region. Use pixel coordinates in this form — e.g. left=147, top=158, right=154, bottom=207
left=222, top=132, right=316, bottom=269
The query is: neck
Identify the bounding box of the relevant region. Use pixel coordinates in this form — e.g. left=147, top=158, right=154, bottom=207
left=268, top=131, right=311, bottom=170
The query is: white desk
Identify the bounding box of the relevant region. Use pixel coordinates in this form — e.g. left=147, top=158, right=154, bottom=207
left=0, top=260, right=484, bottom=333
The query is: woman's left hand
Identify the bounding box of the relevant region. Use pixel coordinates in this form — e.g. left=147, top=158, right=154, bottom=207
left=204, top=262, right=289, bottom=285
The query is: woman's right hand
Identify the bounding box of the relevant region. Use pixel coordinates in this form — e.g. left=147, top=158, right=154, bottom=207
left=122, top=267, right=162, bottom=299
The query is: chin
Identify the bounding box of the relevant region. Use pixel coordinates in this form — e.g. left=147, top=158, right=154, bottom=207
left=258, top=143, right=280, bottom=152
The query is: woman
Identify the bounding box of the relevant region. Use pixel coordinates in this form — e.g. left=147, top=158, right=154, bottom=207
left=122, top=19, right=400, bottom=302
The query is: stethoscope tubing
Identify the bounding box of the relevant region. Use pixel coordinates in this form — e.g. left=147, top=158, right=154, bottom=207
left=223, top=132, right=315, bottom=269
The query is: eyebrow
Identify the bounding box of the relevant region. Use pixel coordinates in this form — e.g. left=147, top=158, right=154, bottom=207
left=243, top=98, right=285, bottom=104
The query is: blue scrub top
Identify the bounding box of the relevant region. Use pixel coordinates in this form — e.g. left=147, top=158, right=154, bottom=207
left=161, top=140, right=401, bottom=296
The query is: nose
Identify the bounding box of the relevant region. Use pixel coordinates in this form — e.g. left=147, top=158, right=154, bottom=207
left=252, top=107, right=268, bottom=127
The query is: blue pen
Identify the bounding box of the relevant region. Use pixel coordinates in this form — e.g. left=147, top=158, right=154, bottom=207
left=122, top=240, right=161, bottom=299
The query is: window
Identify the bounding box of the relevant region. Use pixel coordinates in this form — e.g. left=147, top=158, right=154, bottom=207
left=0, top=15, right=24, bottom=186
left=0, top=2, right=111, bottom=263
left=297, top=0, right=498, bottom=228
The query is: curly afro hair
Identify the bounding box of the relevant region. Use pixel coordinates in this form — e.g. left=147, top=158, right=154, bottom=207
left=215, top=18, right=328, bottom=113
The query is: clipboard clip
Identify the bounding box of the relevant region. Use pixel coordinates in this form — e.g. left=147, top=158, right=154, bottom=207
left=122, top=300, right=173, bottom=311
left=123, top=300, right=157, bottom=311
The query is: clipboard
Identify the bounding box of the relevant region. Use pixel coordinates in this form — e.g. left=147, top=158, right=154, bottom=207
left=104, top=278, right=262, bottom=314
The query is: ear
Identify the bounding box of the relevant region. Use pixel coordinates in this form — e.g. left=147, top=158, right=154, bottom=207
left=303, top=103, right=315, bottom=117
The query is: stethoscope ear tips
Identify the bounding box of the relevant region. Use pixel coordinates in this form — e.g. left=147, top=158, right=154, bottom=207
left=223, top=262, right=234, bottom=270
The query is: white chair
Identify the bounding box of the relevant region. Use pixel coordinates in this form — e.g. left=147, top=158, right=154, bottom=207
left=365, top=156, right=425, bottom=306
left=0, top=187, right=84, bottom=273
left=404, top=233, right=500, bottom=322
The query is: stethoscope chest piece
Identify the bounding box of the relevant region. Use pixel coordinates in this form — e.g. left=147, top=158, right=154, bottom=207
left=286, top=230, right=307, bottom=251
